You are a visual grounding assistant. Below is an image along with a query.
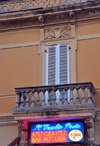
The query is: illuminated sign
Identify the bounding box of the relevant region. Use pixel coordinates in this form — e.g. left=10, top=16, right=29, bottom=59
left=31, top=122, right=84, bottom=144
left=69, top=130, right=83, bottom=142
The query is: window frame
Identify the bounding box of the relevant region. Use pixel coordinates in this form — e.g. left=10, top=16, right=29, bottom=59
left=39, top=39, right=77, bottom=86
left=46, top=43, right=70, bottom=86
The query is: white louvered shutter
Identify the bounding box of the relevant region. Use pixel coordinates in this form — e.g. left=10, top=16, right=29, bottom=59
left=60, top=44, right=70, bottom=102
left=46, top=44, right=70, bottom=85
left=60, top=45, right=68, bottom=84
left=48, top=46, right=56, bottom=85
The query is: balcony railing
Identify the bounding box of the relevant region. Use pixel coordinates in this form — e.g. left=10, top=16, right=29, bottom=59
left=13, top=82, right=95, bottom=114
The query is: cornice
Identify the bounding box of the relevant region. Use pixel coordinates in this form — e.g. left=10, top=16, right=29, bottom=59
left=0, top=8, right=100, bottom=32
left=0, top=0, right=98, bottom=15
left=0, top=0, right=94, bottom=14
left=0, top=0, right=99, bottom=31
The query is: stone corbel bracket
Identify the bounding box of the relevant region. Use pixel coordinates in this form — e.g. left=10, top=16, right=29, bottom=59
left=85, top=117, right=95, bottom=143
left=69, top=11, right=75, bottom=25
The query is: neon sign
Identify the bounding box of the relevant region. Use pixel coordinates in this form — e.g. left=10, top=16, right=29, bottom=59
left=31, top=122, right=84, bottom=144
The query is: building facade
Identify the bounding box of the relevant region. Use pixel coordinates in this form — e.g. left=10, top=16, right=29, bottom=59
left=0, top=0, right=100, bottom=145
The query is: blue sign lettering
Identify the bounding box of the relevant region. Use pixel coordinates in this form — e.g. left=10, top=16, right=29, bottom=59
left=33, top=123, right=81, bottom=131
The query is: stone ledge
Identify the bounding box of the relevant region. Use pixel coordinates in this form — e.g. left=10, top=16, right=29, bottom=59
left=13, top=107, right=96, bottom=121
left=13, top=102, right=96, bottom=114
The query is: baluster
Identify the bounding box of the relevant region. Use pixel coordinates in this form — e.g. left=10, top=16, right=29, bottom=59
left=31, top=90, right=35, bottom=107
left=50, top=87, right=57, bottom=105
left=59, top=88, right=63, bottom=105
left=42, top=89, right=46, bottom=106
left=81, top=87, right=86, bottom=104
left=64, top=88, right=68, bottom=105
left=53, top=88, right=57, bottom=102
left=47, top=89, right=52, bottom=106
left=20, top=93, right=24, bottom=107
left=14, top=94, right=19, bottom=108
left=76, top=87, right=80, bottom=104
left=87, top=86, right=94, bottom=104
left=25, top=92, right=29, bottom=107
left=70, top=87, right=74, bottom=104
left=36, top=89, right=41, bottom=106
left=31, top=89, right=36, bottom=107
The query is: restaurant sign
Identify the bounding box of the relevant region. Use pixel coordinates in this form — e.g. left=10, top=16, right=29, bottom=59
left=31, top=122, right=84, bottom=144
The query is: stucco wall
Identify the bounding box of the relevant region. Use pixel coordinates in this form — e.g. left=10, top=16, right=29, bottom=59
left=76, top=22, right=100, bottom=36
left=77, top=38, right=100, bottom=88
left=0, top=45, right=40, bottom=95
left=0, top=29, right=40, bottom=45
left=0, top=125, right=18, bottom=146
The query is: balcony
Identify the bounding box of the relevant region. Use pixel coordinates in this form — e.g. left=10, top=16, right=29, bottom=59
left=13, top=82, right=96, bottom=121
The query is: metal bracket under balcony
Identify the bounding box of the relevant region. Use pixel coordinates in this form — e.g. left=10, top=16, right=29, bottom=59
left=13, top=82, right=96, bottom=115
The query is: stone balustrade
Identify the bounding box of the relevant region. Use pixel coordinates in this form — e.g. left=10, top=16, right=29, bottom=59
left=13, top=82, right=95, bottom=114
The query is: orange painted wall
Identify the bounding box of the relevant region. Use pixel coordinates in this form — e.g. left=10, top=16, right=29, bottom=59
left=0, top=97, right=16, bottom=114
left=0, top=28, right=40, bottom=45
left=0, top=125, right=18, bottom=146
left=77, top=38, right=100, bottom=88
left=76, top=22, right=100, bottom=36
left=0, top=45, right=40, bottom=95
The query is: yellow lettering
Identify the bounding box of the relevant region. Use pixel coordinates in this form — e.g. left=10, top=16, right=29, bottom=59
left=63, top=136, right=66, bottom=141
left=32, top=132, right=36, bottom=137
left=44, top=137, right=48, bottom=142
left=56, top=131, right=60, bottom=136
left=55, top=137, right=58, bottom=141
left=52, top=132, right=55, bottom=136
left=36, top=132, right=40, bottom=137
left=49, top=132, right=51, bottom=136
left=32, top=138, right=36, bottom=143
left=39, top=137, right=42, bottom=142
left=41, top=132, right=43, bottom=136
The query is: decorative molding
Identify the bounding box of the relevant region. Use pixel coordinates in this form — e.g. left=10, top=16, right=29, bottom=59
left=0, top=8, right=100, bottom=31
left=85, top=117, right=95, bottom=142
left=0, top=0, right=61, bottom=13
left=0, top=116, right=18, bottom=126
left=0, top=121, right=17, bottom=126
left=0, top=0, right=91, bottom=14
left=0, top=41, right=40, bottom=50
left=59, top=0, right=87, bottom=6
left=76, top=8, right=100, bottom=20
left=45, top=25, right=71, bottom=40
left=0, top=17, right=39, bottom=31
left=44, top=12, right=71, bottom=24
left=0, top=94, right=16, bottom=99
left=77, top=33, right=100, bottom=41
left=0, top=113, right=13, bottom=117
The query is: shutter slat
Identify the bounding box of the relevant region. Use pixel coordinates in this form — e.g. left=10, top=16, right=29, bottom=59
left=60, top=45, right=67, bottom=84
left=48, top=47, right=56, bottom=85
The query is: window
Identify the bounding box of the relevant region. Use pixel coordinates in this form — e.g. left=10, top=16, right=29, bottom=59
left=46, top=44, right=70, bottom=86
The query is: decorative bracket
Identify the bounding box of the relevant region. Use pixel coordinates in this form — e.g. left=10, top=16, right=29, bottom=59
left=85, top=117, right=95, bottom=143
left=45, top=25, right=71, bottom=39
